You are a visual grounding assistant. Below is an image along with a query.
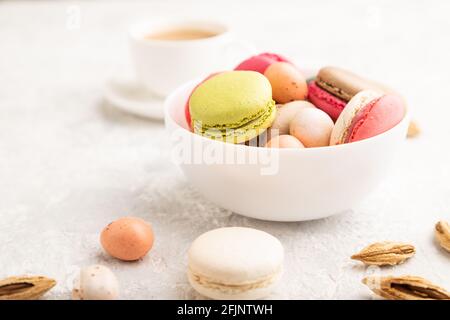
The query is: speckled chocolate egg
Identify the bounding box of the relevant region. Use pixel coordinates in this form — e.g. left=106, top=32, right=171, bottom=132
left=265, top=134, right=305, bottom=148
left=100, top=217, right=154, bottom=261
left=289, top=108, right=334, bottom=147
left=264, top=62, right=308, bottom=103
left=72, top=265, right=119, bottom=300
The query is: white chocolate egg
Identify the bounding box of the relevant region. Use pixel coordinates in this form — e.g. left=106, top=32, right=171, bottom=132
left=270, top=101, right=316, bottom=136
left=289, top=108, right=334, bottom=147
left=72, top=265, right=119, bottom=300
left=265, top=134, right=304, bottom=148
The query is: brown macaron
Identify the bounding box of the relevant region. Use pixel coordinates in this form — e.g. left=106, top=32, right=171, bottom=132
left=315, top=66, right=395, bottom=102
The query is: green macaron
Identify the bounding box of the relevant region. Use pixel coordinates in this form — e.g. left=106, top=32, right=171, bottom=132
left=189, top=71, right=276, bottom=144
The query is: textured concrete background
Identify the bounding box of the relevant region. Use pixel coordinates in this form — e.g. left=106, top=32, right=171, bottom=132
left=0, top=0, right=449, bottom=299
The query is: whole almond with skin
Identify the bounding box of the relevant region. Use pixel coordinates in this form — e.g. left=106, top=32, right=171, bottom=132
left=435, top=220, right=450, bottom=252
left=362, top=275, right=450, bottom=300
left=0, top=276, right=56, bottom=300
left=351, top=241, right=415, bottom=266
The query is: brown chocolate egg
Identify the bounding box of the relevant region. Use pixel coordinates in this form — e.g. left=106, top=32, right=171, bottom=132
left=100, top=217, right=154, bottom=261
left=264, top=62, right=308, bottom=103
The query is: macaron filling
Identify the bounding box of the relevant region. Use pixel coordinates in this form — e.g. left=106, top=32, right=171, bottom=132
left=188, top=267, right=282, bottom=293
left=193, top=101, right=271, bottom=130
left=316, top=76, right=353, bottom=102
left=193, top=100, right=276, bottom=143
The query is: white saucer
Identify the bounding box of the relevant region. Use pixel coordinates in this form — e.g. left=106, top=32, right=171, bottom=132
left=104, top=76, right=165, bottom=120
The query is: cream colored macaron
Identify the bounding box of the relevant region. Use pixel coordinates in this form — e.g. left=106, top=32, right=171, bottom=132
left=187, top=227, right=284, bottom=300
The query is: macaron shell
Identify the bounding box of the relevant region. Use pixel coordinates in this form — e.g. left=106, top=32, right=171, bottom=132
left=185, top=72, right=222, bottom=130
left=330, top=90, right=384, bottom=145
left=307, top=81, right=346, bottom=121
left=195, top=101, right=276, bottom=144
left=235, top=52, right=290, bottom=74
left=316, top=66, right=367, bottom=101
left=347, top=94, right=405, bottom=143
left=317, top=66, right=399, bottom=101
left=188, top=227, right=284, bottom=285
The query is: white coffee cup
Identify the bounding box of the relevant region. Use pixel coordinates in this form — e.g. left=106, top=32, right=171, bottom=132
left=129, top=20, right=254, bottom=97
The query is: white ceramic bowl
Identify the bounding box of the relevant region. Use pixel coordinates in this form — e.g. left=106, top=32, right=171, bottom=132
left=164, top=76, right=409, bottom=222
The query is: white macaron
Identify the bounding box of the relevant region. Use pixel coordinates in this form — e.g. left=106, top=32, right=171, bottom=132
left=187, top=227, right=284, bottom=300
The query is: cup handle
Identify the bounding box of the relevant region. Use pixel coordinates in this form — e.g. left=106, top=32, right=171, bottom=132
left=224, top=40, right=258, bottom=69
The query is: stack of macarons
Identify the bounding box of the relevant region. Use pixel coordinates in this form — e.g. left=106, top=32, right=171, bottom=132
left=185, top=52, right=406, bottom=148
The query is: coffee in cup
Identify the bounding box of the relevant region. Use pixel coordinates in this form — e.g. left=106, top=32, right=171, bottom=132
left=129, top=20, right=254, bottom=97
left=144, top=28, right=219, bottom=41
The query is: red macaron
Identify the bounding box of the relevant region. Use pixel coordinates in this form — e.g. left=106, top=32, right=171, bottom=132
left=307, top=81, right=347, bottom=121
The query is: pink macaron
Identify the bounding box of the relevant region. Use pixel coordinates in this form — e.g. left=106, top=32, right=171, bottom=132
left=330, top=90, right=405, bottom=145
left=235, top=52, right=290, bottom=74
left=307, top=81, right=347, bottom=122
